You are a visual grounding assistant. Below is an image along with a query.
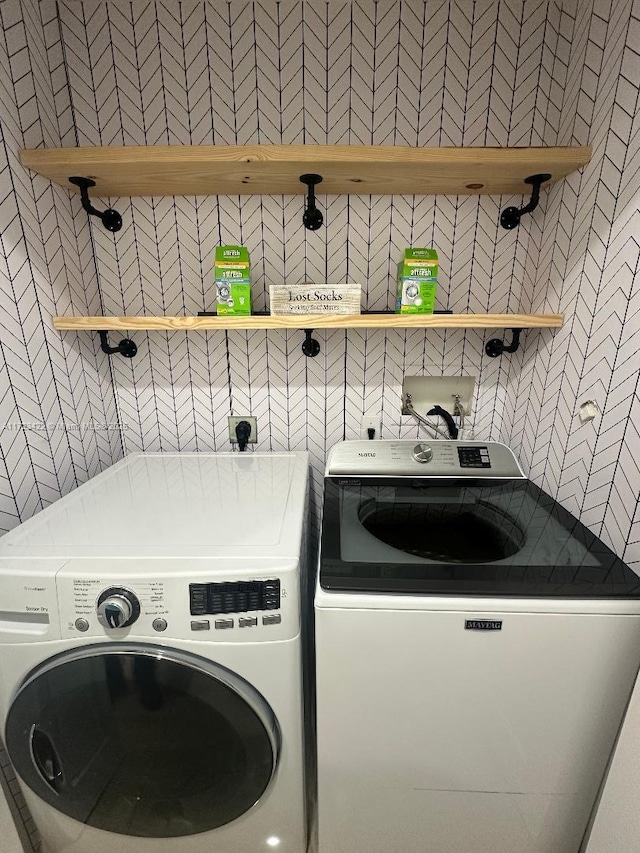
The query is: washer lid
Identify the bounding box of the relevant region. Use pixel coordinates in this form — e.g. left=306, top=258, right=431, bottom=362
left=320, top=477, right=640, bottom=597
left=0, top=453, right=308, bottom=558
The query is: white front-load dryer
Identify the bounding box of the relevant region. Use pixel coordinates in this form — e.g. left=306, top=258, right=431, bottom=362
left=0, top=452, right=310, bottom=853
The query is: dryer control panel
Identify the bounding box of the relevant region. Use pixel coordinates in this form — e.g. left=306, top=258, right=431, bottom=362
left=189, top=580, right=280, bottom=615
left=53, top=562, right=298, bottom=643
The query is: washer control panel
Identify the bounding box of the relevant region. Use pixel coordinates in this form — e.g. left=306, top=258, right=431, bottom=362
left=327, top=440, right=525, bottom=478
left=457, top=445, right=491, bottom=468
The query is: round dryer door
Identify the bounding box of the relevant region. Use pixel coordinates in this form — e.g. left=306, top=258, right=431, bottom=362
left=4, top=644, right=279, bottom=838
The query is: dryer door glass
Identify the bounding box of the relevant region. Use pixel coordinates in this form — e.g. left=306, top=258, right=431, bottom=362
left=5, top=644, right=279, bottom=838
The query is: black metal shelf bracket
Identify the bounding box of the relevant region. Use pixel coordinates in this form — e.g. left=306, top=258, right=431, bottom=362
left=300, top=173, right=323, bottom=230
left=302, top=329, right=320, bottom=358
left=485, top=328, right=522, bottom=358
left=500, top=173, right=552, bottom=229
left=69, top=177, right=123, bottom=232
left=99, top=331, right=137, bottom=358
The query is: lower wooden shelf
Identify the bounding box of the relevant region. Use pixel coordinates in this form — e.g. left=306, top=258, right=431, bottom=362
left=53, top=313, right=563, bottom=331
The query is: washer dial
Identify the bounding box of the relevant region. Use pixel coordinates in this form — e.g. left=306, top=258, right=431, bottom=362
left=412, top=443, right=433, bottom=463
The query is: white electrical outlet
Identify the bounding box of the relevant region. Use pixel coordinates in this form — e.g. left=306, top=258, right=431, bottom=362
left=229, top=416, right=258, bottom=443
left=360, top=414, right=381, bottom=440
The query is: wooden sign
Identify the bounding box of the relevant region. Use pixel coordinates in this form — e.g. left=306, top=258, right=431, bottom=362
left=269, top=284, right=361, bottom=315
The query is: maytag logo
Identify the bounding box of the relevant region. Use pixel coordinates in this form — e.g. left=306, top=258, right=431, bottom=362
left=465, top=619, right=503, bottom=631
left=358, top=452, right=376, bottom=457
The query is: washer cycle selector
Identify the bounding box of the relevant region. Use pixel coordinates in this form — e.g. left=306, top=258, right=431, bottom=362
left=412, top=443, right=433, bottom=463
left=96, top=587, right=140, bottom=629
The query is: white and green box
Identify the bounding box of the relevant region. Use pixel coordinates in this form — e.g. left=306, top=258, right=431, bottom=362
left=395, top=248, right=438, bottom=314
left=214, top=245, right=251, bottom=315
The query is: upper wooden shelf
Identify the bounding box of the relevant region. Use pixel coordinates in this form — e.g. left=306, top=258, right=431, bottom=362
left=21, top=145, right=591, bottom=198
left=53, top=313, right=563, bottom=332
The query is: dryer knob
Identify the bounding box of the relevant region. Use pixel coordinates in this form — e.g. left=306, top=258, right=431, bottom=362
left=412, top=443, right=433, bottom=463
left=96, top=587, right=140, bottom=629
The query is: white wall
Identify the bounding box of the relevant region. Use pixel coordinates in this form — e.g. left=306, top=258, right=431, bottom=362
left=511, top=0, right=640, bottom=568
left=585, top=665, right=640, bottom=851
left=0, top=0, right=122, bottom=536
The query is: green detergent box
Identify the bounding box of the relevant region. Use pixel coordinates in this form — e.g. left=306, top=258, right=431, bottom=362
left=395, top=248, right=438, bottom=314
left=214, top=245, right=251, bottom=315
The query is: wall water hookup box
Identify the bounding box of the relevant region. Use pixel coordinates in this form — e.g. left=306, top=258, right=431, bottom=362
left=401, top=375, right=476, bottom=417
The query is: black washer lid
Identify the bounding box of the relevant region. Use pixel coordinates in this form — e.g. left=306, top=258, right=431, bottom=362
left=320, top=477, right=640, bottom=598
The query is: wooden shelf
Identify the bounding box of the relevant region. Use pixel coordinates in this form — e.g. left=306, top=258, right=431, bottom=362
left=22, top=145, right=591, bottom=198
left=53, top=314, right=564, bottom=332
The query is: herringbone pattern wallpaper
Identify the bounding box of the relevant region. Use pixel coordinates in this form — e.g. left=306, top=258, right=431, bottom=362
left=508, top=0, right=640, bottom=569
left=0, top=0, right=121, bottom=539
left=56, top=0, right=558, bottom=511
left=2, top=0, right=638, bottom=568
left=0, top=0, right=638, bottom=539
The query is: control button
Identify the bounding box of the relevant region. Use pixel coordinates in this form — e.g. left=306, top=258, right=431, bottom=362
left=262, top=614, right=282, bottom=626
left=215, top=618, right=234, bottom=630
left=189, top=583, right=208, bottom=615
left=191, top=620, right=210, bottom=631
left=239, top=616, right=258, bottom=628
left=75, top=618, right=89, bottom=632
left=152, top=618, right=168, bottom=632
left=412, top=443, right=433, bottom=463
